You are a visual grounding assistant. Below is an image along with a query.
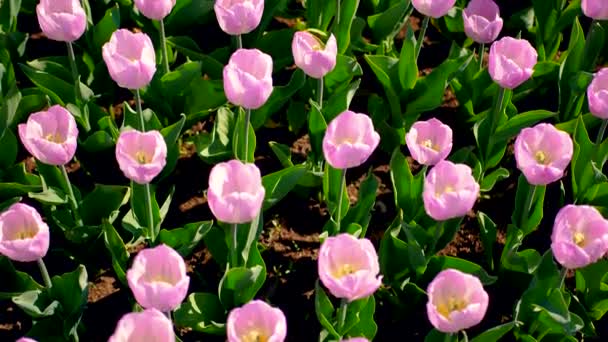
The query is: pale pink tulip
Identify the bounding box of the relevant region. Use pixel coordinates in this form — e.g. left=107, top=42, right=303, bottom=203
left=135, top=0, right=176, bottom=20
left=36, top=0, right=86, bottom=42
left=102, top=29, right=156, bottom=89
left=214, top=0, right=264, bottom=36
left=109, top=308, right=174, bottom=342
left=412, top=0, right=456, bottom=18
left=462, top=0, right=503, bottom=44
left=227, top=300, right=287, bottom=342
left=582, top=0, right=608, bottom=20
left=0, top=203, right=50, bottom=263
left=588, top=68, right=608, bottom=119
left=292, top=32, right=338, bottom=79
left=488, top=37, right=537, bottom=89
left=115, top=130, right=167, bottom=185
left=223, top=49, right=273, bottom=110
left=323, top=111, right=380, bottom=169
left=406, top=118, right=453, bottom=166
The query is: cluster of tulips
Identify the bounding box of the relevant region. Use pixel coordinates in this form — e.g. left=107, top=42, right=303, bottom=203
left=3, top=0, right=608, bottom=341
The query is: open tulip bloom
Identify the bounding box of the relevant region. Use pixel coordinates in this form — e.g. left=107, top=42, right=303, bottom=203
left=582, top=0, right=608, bottom=20
left=227, top=300, right=287, bottom=342
left=214, top=0, right=265, bottom=37
left=36, top=0, right=86, bottom=43
left=411, top=0, right=456, bottom=59
left=134, top=0, right=176, bottom=74
left=109, top=308, right=175, bottom=342
left=406, top=118, right=453, bottom=166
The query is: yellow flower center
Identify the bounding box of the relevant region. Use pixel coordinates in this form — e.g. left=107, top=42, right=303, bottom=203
left=333, top=264, right=357, bottom=278
left=242, top=330, right=268, bottom=342
left=535, top=150, right=548, bottom=164
left=436, top=297, right=469, bottom=320
left=435, top=185, right=454, bottom=198
left=421, top=139, right=438, bottom=151
left=135, top=151, right=151, bottom=164
left=45, top=132, right=64, bottom=143
left=147, top=274, right=175, bottom=285
left=573, top=232, right=586, bottom=247
left=13, top=229, right=37, bottom=240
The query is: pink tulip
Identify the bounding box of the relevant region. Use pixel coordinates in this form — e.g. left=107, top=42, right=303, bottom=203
left=423, top=160, right=480, bottom=221
left=109, top=308, right=174, bottom=342
left=488, top=37, right=537, bottom=89
left=227, top=300, right=287, bottom=342
left=514, top=123, right=573, bottom=186
left=36, top=0, right=86, bottom=42
left=0, top=203, right=50, bottom=263
left=412, top=0, right=456, bottom=18
left=318, top=233, right=382, bottom=302
left=462, top=0, right=503, bottom=44
left=135, top=0, right=176, bottom=20
left=115, top=130, right=167, bottom=185
left=292, top=32, right=338, bottom=79
left=126, top=244, right=189, bottom=312
left=16, top=338, right=38, bottom=342
left=214, top=0, right=264, bottom=36
left=582, top=0, right=608, bottom=20
left=323, top=111, right=380, bottom=169
left=427, top=269, right=489, bottom=333
left=18, top=105, right=78, bottom=166
left=102, top=29, right=156, bottom=90
left=588, top=68, right=608, bottom=119
left=342, top=339, right=369, bottom=342
left=405, top=118, right=453, bottom=166
left=207, top=160, right=265, bottom=224
left=551, top=205, right=608, bottom=269
left=223, top=49, right=273, bottom=110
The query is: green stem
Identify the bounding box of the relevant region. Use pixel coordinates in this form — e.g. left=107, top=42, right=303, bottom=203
left=66, top=42, right=82, bottom=103
left=597, top=120, right=608, bottom=145
left=336, top=0, right=341, bottom=27
left=159, top=19, right=170, bottom=74
left=337, top=298, right=348, bottom=335
left=414, top=16, right=430, bottom=61
left=429, top=220, right=444, bottom=257
left=462, top=330, right=469, bottom=342
left=559, top=267, right=568, bottom=289
left=37, top=258, right=52, bottom=288
left=520, top=185, right=536, bottom=231
left=135, top=89, right=145, bottom=131
left=478, top=43, right=485, bottom=70
left=236, top=34, right=243, bottom=50
left=335, top=169, right=347, bottom=233
left=244, top=108, right=252, bottom=163
left=485, top=87, right=507, bottom=162
left=144, top=183, right=156, bottom=242
left=61, top=165, right=83, bottom=227
left=231, top=223, right=239, bottom=268
left=317, top=77, right=324, bottom=109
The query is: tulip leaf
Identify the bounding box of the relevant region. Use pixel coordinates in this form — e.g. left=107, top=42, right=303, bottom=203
left=511, top=174, right=546, bottom=236
left=324, top=79, right=361, bottom=122
left=307, top=0, right=337, bottom=31
left=165, top=0, right=215, bottom=33
left=477, top=212, right=497, bottom=271
left=80, top=185, right=130, bottom=225
left=343, top=295, right=377, bottom=340
left=268, top=141, right=293, bottom=168
left=480, top=167, right=510, bottom=193
left=232, top=107, right=256, bottom=163
left=398, top=21, right=418, bottom=91
left=471, top=322, right=516, bottom=342
left=159, top=114, right=186, bottom=180
left=314, top=281, right=340, bottom=339
left=102, top=221, right=129, bottom=285
left=425, top=329, right=458, bottom=342
left=173, top=292, right=226, bottom=334
left=0, top=0, right=21, bottom=33
left=367, top=0, right=411, bottom=42
left=493, top=110, right=557, bottom=143
left=218, top=265, right=264, bottom=308
left=166, top=36, right=224, bottom=79
left=426, top=256, right=497, bottom=286
left=308, top=99, right=327, bottom=163
left=197, top=106, right=235, bottom=163
left=262, top=165, right=307, bottom=211
left=390, top=149, right=423, bottom=221
left=342, top=171, right=378, bottom=235
left=251, top=68, right=306, bottom=129
left=159, top=221, right=213, bottom=257
left=91, top=4, right=120, bottom=54
left=333, top=0, right=360, bottom=54
left=0, top=256, right=42, bottom=300
left=558, top=17, right=585, bottom=121
left=323, top=164, right=349, bottom=234
left=324, top=55, right=363, bottom=93
left=121, top=101, right=162, bottom=132
left=0, top=128, right=17, bottom=169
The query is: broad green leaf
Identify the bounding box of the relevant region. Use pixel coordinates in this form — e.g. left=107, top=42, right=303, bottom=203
left=174, top=293, right=225, bottom=334
left=160, top=221, right=213, bottom=257
left=262, top=165, right=307, bottom=211
left=102, top=221, right=129, bottom=285
left=80, top=185, right=130, bottom=225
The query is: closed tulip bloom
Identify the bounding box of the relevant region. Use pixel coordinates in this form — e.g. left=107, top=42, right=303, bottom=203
left=462, top=0, right=503, bottom=44
left=412, top=0, right=456, bottom=18
left=115, top=130, right=167, bottom=185
left=16, top=338, right=38, bottom=342
left=135, top=0, right=176, bottom=20
left=126, top=244, right=189, bottom=312
left=109, top=308, right=174, bottom=342
left=423, top=161, right=480, bottom=221
left=223, top=49, right=273, bottom=110
left=207, top=160, right=265, bottom=224
left=427, top=269, right=489, bottom=333
left=551, top=205, right=608, bottom=269
left=18, top=105, right=78, bottom=166
left=102, top=29, right=156, bottom=89
left=227, top=300, right=287, bottom=342
left=36, top=0, right=86, bottom=42
left=292, top=32, right=338, bottom=79
left=582, top=0, right=608, bottom=20
left=488, top=37, right=537, bottom=89
left=406, top=118, right=453, bottom=166
left=214, top=0, right=264, bottom=35
left=323, top=111, right=380, bottom=169
left=514, top=123, right=573, bottom=186
left=318, top=234, right=382, bottom=302
left=0, top=203, right=50, bottom=263
left=588, top=68, right=608, bottom=119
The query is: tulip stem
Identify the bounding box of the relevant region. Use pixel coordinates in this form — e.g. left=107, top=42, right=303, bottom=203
left=478, top=43, right=485, bottom=70
left=520, top=184, right=536, bottom=231
left=61, top=165, right=83, bottom=227
left=37, top=258, right=52, bottom=288
left=597, top=120, right=607, bottom=145
left=559, top=268, right=568, bottom=289
left=485, top=87, right=507, bottom=163
left=461, top=330, right=469, bottom=342
left=336, top=0, right=341, bottom=27
left=144, top=183, right=156, bottom=241
left=429, top=220, right=444, bottom=256
left=159, top=19, right=170, bottom=75
left=244, top=108, right=252, bottom=163
left=317, top=77, right=324, bottom=108
left=135, top=89, right=145, bottom=131
left=236, top=34, right=243, bottom=50
left=414, top=16, right=430, bottom=61
left=231, top=223, right=239, bottom=268
left=337, top=298, right=348, bottom=335
left=66, top=42, right=82, bottom=104
left=335, top=169, right=347, bottom=233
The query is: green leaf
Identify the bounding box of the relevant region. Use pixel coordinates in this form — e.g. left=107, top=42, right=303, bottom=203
left=493, top=110, right=557, bottom=142
left=269, top=142, right=293, bottom=168
left=121, top=101, right=162, bottom=131
left=425, top=329, right=457, bottom=342
left=251, top=69, right=306, bottom=129
left=333, top=0, right=360, bottom=54
left=197, top=106, right=235, bottom=163
left=342, top=171, right=378, bottom=234
left=218, top=265, right=264, bottom=308
left=166, top=36, right=223, bottom=79
left=165, top=0, right=215, bottom=33
left=102, top=221, right=129, bottom=285
left=471, top=322, right=515, bottom=342
left=128, top=182, right=161, bottom=237
left=19, top=62, right=74, bottom=106
left=232, top=108, right=256, bottom=163
left=203, top=226, right=229, bottom=266
left=314, top=281, right=340, bottom=339
left=324, top=55, right=363, bottom=93
left=511, top=174, right=546, bottom=235
left=345, top=295, right=377, bottom=340
left=28, top=187, right=68, bottom=205
left=364, top=55, right=400, bottom=95
left=398, top=21, right=418, bottom=91
left=308, top=100, right=327, bottom=163
left=558, top=17, right=585, bottom=121
left=390, top=149, right=423, bottom=220
left=262, top=165, right=307, bottom=211
left=367, top=0, right=411, bottom=42
left=427, top=256, right=497, bottom=285
left=80, top=185, right=130, bottom=225
left=323, top=164, right=349, bottom=231
left=480, top=167, right=509, bottom=192
left=0, top=256, right=41, bottom=299
left=0, top=0, right=21, bottom=33
left=91, top=4, right=120, bottom=54
left=307, top=0, right=336, bottom=31
left=0, top=85, right=20, bottom=141
left=0, top=129, right=17, bottom=169
left=159, top=221, right=213, bottom=257
left=159, top=114, right=186, bottom=179
left=81, top=130, right=115, bottom=153
left=477, top=212, right=497, bottom=271
left=174, top=292, right=225, bottom=334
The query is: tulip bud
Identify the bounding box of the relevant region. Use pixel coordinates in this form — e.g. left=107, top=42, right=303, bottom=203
left=514, top=123, right=573, bottom=186
left=109, top=308, right=174, bottom=342
left=426, top=269, right=489, bottom=333
left=16, top=338, right=38, bottom=342
left=462, top=0, right=503, bottom=44
left=227, top=300, right=287, bottom=342
left=292, top=31, right=338, bottom=79
left=582, top=0, right=608, bottom=20
left=406, top=118, right=453, bottom=166
left=115, top=130, right=167, bottom=185
left=18, top=105, right=78, bottom=166
left=488, top=37, right=538, bottom=89
left=322, top=111, right=380, bottom=169
left=102, top=29, right=157, bottom=90
left=318, top=233, right=382, bottom=302
left=412, top=0, right=456, bottom=18
left=587, top=68, right=608, bottom=119
left=135, top=0, right=176, bottom=21
left=223, top=49, right=274, bottom=110
left=214, top=0, right=264, bottom=36
left=36, top=0, right=86, bottom=42
left=0, top=203, right=50, bottom=263
left=207, top=160, right=265, bottom=224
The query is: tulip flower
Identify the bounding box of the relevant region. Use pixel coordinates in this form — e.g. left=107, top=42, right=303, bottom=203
left=223, top=49, right=274, bottom=110
left=323, top=111, right=380, bottom=170
left=551, top=205, right=608, bottom=269
left=427, top=269, right=489, bottom=333
left=36, top=0, right=86, bottom=42
left=207, top=160, right=265, bottom=224
left=462, top=0, right=503, bottom=44
left=488, top=37, right=538, bottom=89
left=214, top=0, right=264, bottom=36
left=0, top=203, right=50, bottom=263
left=406, top=118, right=453, bottom=166
left=342, top=339, right=369, bottom=342
left=16, top=338, right=37, bottom=342
left=292, top=32, right=338, bottom=79
left=412, top=0, right=456, bottom=18
left=588, top=68, right=608, bottom=120
left=102, top=29, right=157, bottom=90
left=109, top=308, right=174, bottom=342
left=514, top=123, right=573, bottom=186
left=227, top=300, right=287, bottom=342
left=115, top=130, right=168, bottom=185
left=582, top=0, right=608, bottom=20
left=134, top=0, right=176, bottom=20
left=423, top=161, right=480, bottom=221
left=18, top=105, right=78, bottom=166
left=318, top=233, right=382, bottom=302
left=126, top=244, right=190, bottom=312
